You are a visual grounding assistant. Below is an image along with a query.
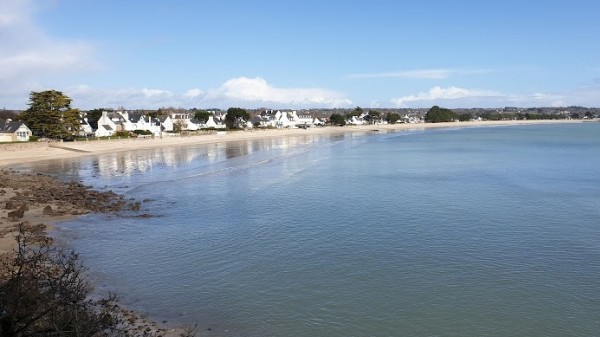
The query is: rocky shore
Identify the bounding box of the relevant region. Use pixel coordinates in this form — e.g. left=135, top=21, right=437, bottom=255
left=0, top=168, right=144, bottom=252
left=0, top=168, right=193, bottom=336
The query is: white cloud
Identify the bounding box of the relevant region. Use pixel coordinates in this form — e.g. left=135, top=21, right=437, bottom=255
left=207, top=77, right=352, bottom=107
left=67, top=77, right=352, bottom=109
left=68, top=85, right=179, bottom=109
left=142, top=88, right=173, bottom=98
left=183, top=88, right=204, bottom=98
left=390, top=85, right=600, bottom=108
left=392, top=86, right=500, bottom=107
left=347, top=68, right=492, bottom=80
left=0, top=0, right=97, bottom=108
left=0, top=0, right=32, bottom=27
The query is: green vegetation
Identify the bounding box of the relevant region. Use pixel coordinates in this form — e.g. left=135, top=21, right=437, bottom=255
left=425, top=106, right=457, bottom=123
left=85, top=108, right=106, bottom=130
left=385, top=112, right=401, bottom=124
left=192, top=109, right=211, bottom=123
left=18, top=90, right=80, bottom=139
left=329, top=113, right=346, bottom=126
left=480, top=111, right=562, bottom=121
left=0, top=225, right=197, bottom=336
left=133, top=129, right=153, bottom=136
left=364, top=110, right=381, bottom=123
left=346, top=106, right=363, bottom=118
left=458, top=113, right=472, bottom=122
left=225, top=107, right=250, bottom=129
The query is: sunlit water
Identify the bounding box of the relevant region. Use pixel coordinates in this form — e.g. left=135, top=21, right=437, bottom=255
left=23, top=124, right=600, bottom=336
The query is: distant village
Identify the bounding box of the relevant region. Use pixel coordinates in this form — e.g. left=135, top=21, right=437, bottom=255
left=1, top=105, right=599, bottom=143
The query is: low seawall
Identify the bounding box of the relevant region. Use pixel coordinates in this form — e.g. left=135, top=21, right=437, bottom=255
left=0, top=142, right=49, bottom=152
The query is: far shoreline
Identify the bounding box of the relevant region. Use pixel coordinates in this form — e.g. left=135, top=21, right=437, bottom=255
left=0, top=119, right=589, bottom=168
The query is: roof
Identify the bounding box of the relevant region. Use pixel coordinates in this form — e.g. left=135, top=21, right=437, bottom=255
left=102, top=124, right=113, bottom=131
left=0, top=120, right=27, bottom=133
left=128, top=111, right=145, bottom=122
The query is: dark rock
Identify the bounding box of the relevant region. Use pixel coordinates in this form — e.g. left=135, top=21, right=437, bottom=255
left=42, top=205, right=53, bottom=215
left=8, top=205, right=26, bottom=219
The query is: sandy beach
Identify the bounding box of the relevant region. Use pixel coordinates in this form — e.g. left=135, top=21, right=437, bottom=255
left=0, top=119, right=586, bottom=168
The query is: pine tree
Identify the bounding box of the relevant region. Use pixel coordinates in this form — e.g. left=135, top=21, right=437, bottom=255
left=18, top=90, right=80, bottom=139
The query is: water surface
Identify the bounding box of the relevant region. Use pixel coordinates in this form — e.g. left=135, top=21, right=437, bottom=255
left=27, top=123, right=600, bottom=336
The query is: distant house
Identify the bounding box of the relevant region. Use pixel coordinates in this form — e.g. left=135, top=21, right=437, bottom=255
left=254, top=110, right=317, bottom=128
left=0, top=119, right=32, bottom=142
left=157, top=115, right=174, bottom=132
left=347, top=115, right=366, bottom=125
left=79, top=117, right=94, bottom=136
left=204, top=115, right=226, bottom=129
left=94, top=111, right=118, bottom=137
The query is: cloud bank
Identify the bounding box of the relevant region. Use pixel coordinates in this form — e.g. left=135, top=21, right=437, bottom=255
left=389, top=86, right=593, bottom=108
left=69, top=77, right=353, bottom=109
left=204, top=77, right=352, bottom=107
left=392, top=86, right=501, bottom=106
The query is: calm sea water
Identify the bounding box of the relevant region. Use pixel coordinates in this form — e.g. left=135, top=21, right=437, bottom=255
left=26, top=123, right=600, bottom=336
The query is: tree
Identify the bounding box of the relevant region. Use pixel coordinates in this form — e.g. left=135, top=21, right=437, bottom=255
left=329, top=113, right=346, bottom=126
left=365, top=110, right=381, bottom=123
left=85, top=108, right=106, bottom=130
left=0, top=224, right=195, bottom=337
left=0, top=224, right=119, bottom=336
left=193, top=110, right=211, bottom=123
left=368, top=110, right=381, bottom=118
left=18, top=90, right=80, bottom=139
left=385, top=112, right=401, bottom=124
left=173, top=120, right=185, bottom=133
left=458, top=113, right=472, bottom=121
left=225, top=107, right=249, bottom=129
left=425, top=105, right=457, bottom=123
left=0, top=110, right=18, bottom=120
left=347, top=106, right=363, bottom=118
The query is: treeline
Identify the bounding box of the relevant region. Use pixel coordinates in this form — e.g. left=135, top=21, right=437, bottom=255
left=424, top=106, right=596, bottom=123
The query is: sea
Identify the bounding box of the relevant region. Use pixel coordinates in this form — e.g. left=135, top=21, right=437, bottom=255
left=21, top=123, right=600, bottom=336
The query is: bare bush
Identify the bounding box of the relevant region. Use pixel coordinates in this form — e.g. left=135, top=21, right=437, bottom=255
left=0, top=224, right=181, bottom=337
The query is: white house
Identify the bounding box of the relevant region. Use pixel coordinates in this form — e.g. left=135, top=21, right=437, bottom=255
left=94, top=111, right=119, bottom=137
left=204, top=115, right=226, bottom=129
left=291, top=111, right=314, bottom=127
left=347, top=115, right=366, bottom=125
left=157, top=115, right=174, bottom=132
left=0, top=119, right=32, bottom=142
left=401, top=114, right=422, bottom=124
left=254, top=110, right=317, bottom=128
left=79, top=117, right=94, bottom=136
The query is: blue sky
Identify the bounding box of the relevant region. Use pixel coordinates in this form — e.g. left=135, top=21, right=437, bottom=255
left=2, top=0, right=600, bottom=109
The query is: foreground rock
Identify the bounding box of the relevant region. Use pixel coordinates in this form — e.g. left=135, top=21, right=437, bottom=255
left=0, top=168, right=140, bottom=252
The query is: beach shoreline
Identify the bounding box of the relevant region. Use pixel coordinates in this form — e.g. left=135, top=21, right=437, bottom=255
left=0, top=119, right=586, bottom=168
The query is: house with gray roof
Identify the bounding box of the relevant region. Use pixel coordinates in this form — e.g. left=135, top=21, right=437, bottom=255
left=0, top=119, right=32, bottom=142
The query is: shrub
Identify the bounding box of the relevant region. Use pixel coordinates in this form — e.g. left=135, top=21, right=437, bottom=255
left=0, top=224, right=197, bottom=336
left=133, top=130, right=152, bottom=135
